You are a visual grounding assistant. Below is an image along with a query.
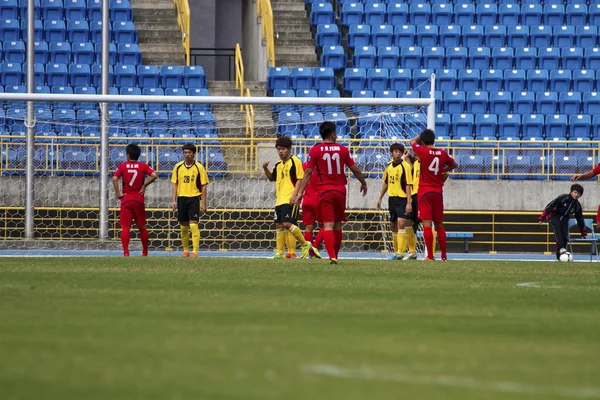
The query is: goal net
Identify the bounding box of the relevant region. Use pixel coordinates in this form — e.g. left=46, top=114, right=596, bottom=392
left=0, top=90, right=433, bottom=255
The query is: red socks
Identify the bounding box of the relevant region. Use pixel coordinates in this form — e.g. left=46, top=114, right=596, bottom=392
left=324, top=230, right=336, bottom=260
left=314, top=229, right=325, bottom=248
left=140, top=227, right=149, bottom=256
left=121, top=227, right=130, bottom=256
left=437, top=225, right=447, bottom=260
left=423, top=226, right=434, bottom=260
left=334, top=230, right=342, bottom=259
left=303, top=231, right=313, bottom=244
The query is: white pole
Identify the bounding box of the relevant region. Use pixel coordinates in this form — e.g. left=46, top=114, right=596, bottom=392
left=427, top=73, right=436, bottom=131
left=99, top=0, right=110, bottom=240
left=24, top=0, right=35, bottom=239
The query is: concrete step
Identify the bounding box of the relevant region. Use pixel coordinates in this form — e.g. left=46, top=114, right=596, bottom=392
left=276, top=46, right=316, bottom=55
left=272, top=3, right=305, bottom=11
left=276, top=54, right=319, bottom=63
left=275, top=23, right=312, bottom=32
left=138, top=37, right=182, bottom=45
left=276, top=31, right=313, bottom=40
left=276, top=61, right=321, bottom=68
left=130, top=0, right=173, bottom=8
left=275, top=39, right=315, bottom=47
left=135, top=22, right=181, bottom=30
left=274, top=17, right=310, bottom=25
left=139, top=43, right=184, bottom=53
left=138, top=30, right=181, bottom=38
left=273, top=10, right=307, bottom=19
left=133, top=8, right=177, bottom=17
left=135, top=15, right=180, bottom=23
left=143, top=56, right=186, bottom=65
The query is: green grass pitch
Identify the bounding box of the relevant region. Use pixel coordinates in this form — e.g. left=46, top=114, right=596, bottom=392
left=1, top=257, right=599, bottom=400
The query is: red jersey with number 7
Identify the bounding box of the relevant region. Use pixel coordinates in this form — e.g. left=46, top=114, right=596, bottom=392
left=410, top=142, right=455, bottom=194
left=306, top=142, right=355, bottom=194
left=114, top=161, right=155, bottom=202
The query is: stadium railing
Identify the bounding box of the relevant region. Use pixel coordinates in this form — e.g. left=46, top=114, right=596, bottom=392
left=172, top=0, right=191, bottom=65
left=257, top=0, right=276, bottom=66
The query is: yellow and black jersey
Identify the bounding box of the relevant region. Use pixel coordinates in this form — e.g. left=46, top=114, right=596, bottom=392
left=412, top=160, right=421, bottom=195
left=270, top=155, right=304, bottom=206
left=170, top=161, right=210, bottom=198
left=382, top=160, right=412, bottom=198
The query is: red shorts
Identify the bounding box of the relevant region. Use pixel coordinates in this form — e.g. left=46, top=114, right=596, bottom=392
left=318, top=190, right=347, bottom=223
left=120, top=198, right=147, bottom=228
left=302, top=200, right=318, bottom=226
left=417, top=191, right=444, bottom=222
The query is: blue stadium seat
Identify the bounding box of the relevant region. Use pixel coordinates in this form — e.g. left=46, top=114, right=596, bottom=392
left=351, top=90, right=374, bottom=115
left=54, top=109, right=77, bottom=135
left=481, top=69, right=502, bottom=92
left=498, top=114, right=520, bottom=138
left=277, top=111, right=301, bottom=137
left=354, top=45, right=376, bottom=69
left=466, top=91, right=488, bottom=115
left=585, top=48, right=600, bottom=70
left=64, top=0, right=85, bottom=20
left=454, top=3, right=475, bottom=26
left=115, top=64, right=136, bottom=88
left=110, top=0, right=133, bottom=22
left=113, top=21, right=137, bottom=43
left=20, top=62, right=43, bottom=86
left=545, top=114, right=568, bottom=139
left=549, top=69, right=572, bottom=93
left=191, top=111, right=217, bottom=136
left=477, top=4, right=497, bottom=26
left=316, top=24, right=340, bottom=48
left=291, top=67, right=313, bottom=91
left=498, top=3, right=519, bottom=26
left=416, top=25, right=438, bottom=48
left=389, top=68, right=410, bottom=92
left=3, top=40, right=24, bottom=63
left=434, top=113, right=450, bottom=137
left=409, top=3, right=430, bottom=25
left=160, top=65, right=182, bottom=88
left=583, top=92, right=600, bottom=116
left=562, top=47, right=583, bottom=70
left=107, top=109, right=124, bottom=135
left=452, top=113, right=474, bottom=138
left=142, top=87, right=164, bottom=111
left=553, top=25, right=574, bottom=49
left=0, top=0, right=18, bottom=19
left=457, top=69, right=479, bottom=92
left=341, top=2, right=363, bottom=27
left=387, top=3, right=408, bottom=26
left=20, top=19, right=42, bottom=42
left=323, top=111, right=347, bottom=136
left=365, top=3, right=385, bottom=26
left=443, top=91, right=465, bottom=114
left=374, top=89, right=396, bottom=113
left=89, top=20, right=106, bottom=42
left=446, top=46, right=467, bottom=69
left=377, top=46, right=399, bottom=69
left=91, top=64, right=113, bottom=87
left=462, top=25, right=483, bottom=48
left=267, top=67, right=290, bottom=92
left=50, top=85, right=72, bottom=109
left=435, top=68, right=456, bottom=92
left=527, top=69, right=548, bottom=92
left=485, top=25, right=506, bottom=48
left=321, top=45, right=345, bottom=71
left=513, top=92, right=534, bottom=114
left=366, top=67, right=388, bottom=92
left=312, top=67, right=335, bottom=91
left=44, top=19, right=66, bottom=42
left=296, top=89, right=318, bottom=114
left=45, top=62, right=67, bottom=86
left=69, top=63, right=90, bottom=87
left=182, top=66, right=205, bottom=89
left=489, top=91, right=511, bottom=115
left=0, top=18, right=20, bottom=41
left=591, top=115, right=600, bottom=140
left=439, top=25, right=460, bottom=48
left=120, top=87, right=142, bottom=111
left=357, top=113, right=381, bottom=138
left=310, top=3, right=335, bottom=26
left=343, top=68, right=366, bottom=94
left=490, top=47, right=513, bottom=70
left=156, top=149, right=179, bottom=176
left=503, top=69, right=525, bottom=92
left=521, top=3, right=542, bottom=26
left=431, top=3, right=451, bottom=26
left=506, top=155, right=532, bottom=180
left=521, top=114, right=544, bottom=138
left=573, top=70, right=594, bottom=93
left=118, top=43, right=141, bottom=65
left=591, top=3, right=600, bottom=26
left=318, top=89, right=341, bottom=113
left=93, top=42, right=116, bottom=64
left=543, top=4, right=564, bottom=26
left=146, top=110, right=169, bottom=138
left=576, top=26, right=597, bottom=49
left=559, top=92, right=581, bottom=115
left=302, top=111, right=324, bottom=138
left=273, top=89, right=295, bottom=114
left=168, top=111, right=191, bottom=136
left=422, top=46, right=443, bottom=69
left=18, top=0, right=40, bottom=19
left=372, top=24, right=393, bottom=48
left=515, top=47, right=536, bottom=70
left=188, top=88, right=211, bottom=112
left=72, top=41, right=94, bottom=64
left=536, top=92, right=558, bottom=115
left=467, top=47, right=490, bottom=70
left=411, top=68, right=432, bottom=89
left=394, top=25, right=415, bottom=47
left=137, top=65, right=159, bottom=89
left=165, top=87, right=186, bottom=111
left=41, top=0, right=63, bottom=20
left=87, top=0, right=101, bottom=21
left=67, top=20, right=88, bottom=43
left=398, top=46, right=421, bottom=69
left=506, top=26, right=528, bottom=48
left=565, top=4, right=587, bottom=26
left=33, top=108, right=52, bottom=133
left=474, top=114, right=497, bottom=138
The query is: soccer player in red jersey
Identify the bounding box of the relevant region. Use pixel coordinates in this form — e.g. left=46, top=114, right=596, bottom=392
left=301, top=160, right=324, bottom=257
left=410, top=129, right=457, bottom=261
left=291, top=121, right=368, bottom=264
left=112, top=144, right=158, bottom=257
left=571, top=166, right=600, bottom=226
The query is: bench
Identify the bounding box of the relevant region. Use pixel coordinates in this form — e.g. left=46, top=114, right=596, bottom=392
left=416, top=231, right=474, bottom=253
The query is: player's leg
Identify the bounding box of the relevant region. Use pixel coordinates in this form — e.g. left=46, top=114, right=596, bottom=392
left=432, top=194, right=447, bottom=260
left=318, top=192, right=338, bottom=262
left=119, top=203, right=134, bottom=257
left=177, top=197, right=191, bottom=257
left=403, top=194, right=418, bottom=260
left=302, top=201, right=317, bottom=257
left=132, top=202, right=149, bottom=256
left=332, top=191, right=347, bottom=262
left=187, top=196, right=201, bottom=257
left=549, top=215, right=566, bottom=260
left=332, top=220, right=342, bottom=262
left=390, top=220, right=399, bottom=259
left=418, top=193, right=435, bottom=260
left=285, top=231, right=297, bottom=258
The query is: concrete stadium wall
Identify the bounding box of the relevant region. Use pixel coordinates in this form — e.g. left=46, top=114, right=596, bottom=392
left=1, top=177, right=598, bottom=212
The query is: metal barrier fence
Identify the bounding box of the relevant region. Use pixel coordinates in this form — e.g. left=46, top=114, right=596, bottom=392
left=190, top=48, right=236, bottom=81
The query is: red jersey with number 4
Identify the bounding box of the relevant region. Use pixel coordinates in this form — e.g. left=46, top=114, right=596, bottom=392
left=306, top=142, right=355, bottom=193
left=411, top=142, right=454, bottom=194
left=302, top=161, right=319, bottom=205
left=114, top=161, right=155, bottom=202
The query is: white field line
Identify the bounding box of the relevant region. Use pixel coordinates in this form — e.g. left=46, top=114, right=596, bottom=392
left=301, top=364, right=600, bottom=399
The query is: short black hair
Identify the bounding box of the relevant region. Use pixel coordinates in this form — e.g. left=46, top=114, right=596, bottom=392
left=420, top=129, right=436, bottom=145
left=125, top=143, right=141, bottom=161
left=275, top=136, right=292, bottom=149
left=390, top=143, right=405, bottom=153
left=182, top=143, right=197, bottom=154
left=319, top=121, right=336, bottom=140
left=571, top=184, right=584, bottom=195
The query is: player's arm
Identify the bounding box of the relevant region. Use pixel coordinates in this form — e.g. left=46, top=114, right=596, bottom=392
left=376, top=182, right=387, bottom=209
left=348, top=164, right=367, bottom=196
left=443, top=159, right=458, bottom=173
left=571, top=165, right=600, bottom=181
left=539, top=194, right=563, bottom=223
left=112, top=175, right=124, bottom=199
left=171, top=183, right=178, bottom=211
left=140, top=171, right=158, bottom=195
left=410, top=134, right=421, bottom=145
left=291, top=167, right=312, bottom=205
left=575, top=204, right=587, bottom=238
left=200, top=184, right=207, bottom=212
left=262, top=161, right=275, bottom=181
left=404, top=183, right=412, bottom=212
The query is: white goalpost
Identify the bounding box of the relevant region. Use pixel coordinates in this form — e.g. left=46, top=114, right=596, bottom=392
left=0, top=75, right=435, bottom=254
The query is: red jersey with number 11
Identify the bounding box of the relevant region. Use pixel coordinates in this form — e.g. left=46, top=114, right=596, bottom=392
left=306, top=142, right=355, bottom=194
left=410, top=142, right=454, bottom=194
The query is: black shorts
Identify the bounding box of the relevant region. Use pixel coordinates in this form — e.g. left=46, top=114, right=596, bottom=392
left=389, top=196, right=413, bottom=221
left=274, top=204, right=299, bottom=224
left=410, top=194, right=418, bottom=223
left=177, top=195, right=201, bottom=223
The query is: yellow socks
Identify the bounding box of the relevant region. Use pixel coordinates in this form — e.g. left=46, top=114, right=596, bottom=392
left=276, top=229, right=286, bottom=255
left=180, top=225, right=190, bottom=253
left=190, top=223, right=200, bottom=254
left=397, top=229, right=407, bottom=256
left=405, top=227, right=417, bottom=254
left=392, top=232, right=399, bottom=254
left=288, top=225, right=307, bottom=245
left=286, top=231, right=297, bottom=256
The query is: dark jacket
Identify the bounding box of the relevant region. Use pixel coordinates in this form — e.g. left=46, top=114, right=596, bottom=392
left=539, top=194, right=587, bottom=236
